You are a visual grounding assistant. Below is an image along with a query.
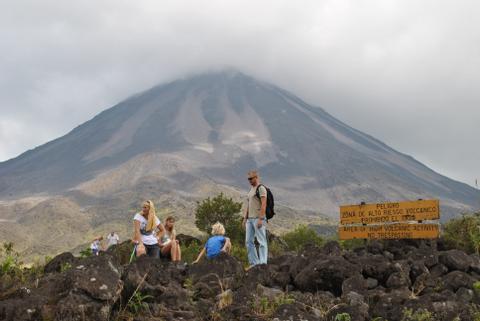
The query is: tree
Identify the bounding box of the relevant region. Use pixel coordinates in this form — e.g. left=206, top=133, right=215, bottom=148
left=195, top=193, right=243, bottom=242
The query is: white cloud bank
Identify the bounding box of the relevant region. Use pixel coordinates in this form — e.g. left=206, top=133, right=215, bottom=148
left=0, top=0, right=479, bottom=186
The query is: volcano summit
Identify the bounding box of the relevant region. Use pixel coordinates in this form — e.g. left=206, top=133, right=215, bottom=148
left=0, top=70, right=478, bottom=255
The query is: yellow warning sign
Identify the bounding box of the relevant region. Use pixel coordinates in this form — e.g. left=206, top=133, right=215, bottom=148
left=338, top=223, right=439, bottom=240
left=340, top=200, right=439, bottom=225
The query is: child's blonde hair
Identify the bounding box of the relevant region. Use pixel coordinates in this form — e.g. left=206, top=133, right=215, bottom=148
left=211, top=222, right=226, bottom=236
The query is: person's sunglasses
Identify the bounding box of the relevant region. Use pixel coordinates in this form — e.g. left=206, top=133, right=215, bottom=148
left=248, top=176, right=257, bottom=181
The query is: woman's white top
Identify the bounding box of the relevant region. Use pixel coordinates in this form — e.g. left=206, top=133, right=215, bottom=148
left=133, top=213, right=160, bottom=245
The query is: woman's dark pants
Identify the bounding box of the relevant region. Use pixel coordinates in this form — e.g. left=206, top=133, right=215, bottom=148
left=144, top=244, right=160, bottom=258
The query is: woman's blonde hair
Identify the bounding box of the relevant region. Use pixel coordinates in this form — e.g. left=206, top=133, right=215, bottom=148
left=211, top=222, right=226, bottom=236
left=143, top=200, right=158, bottom=232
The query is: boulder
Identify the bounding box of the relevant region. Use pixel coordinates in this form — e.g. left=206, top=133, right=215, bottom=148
left=366, top=240, right=384, bottom=255
left=355, top=254, right=394, bottom=284
left=366, top=277, right=378, bottom=289
left=243, top=263, right=291, bottom=290
left=321, top=240, right=342, bottom=256
left=123, top=256, right=188, bottom=300
left=386, top=272, right=411, bottom=289
left=272, top=302, right=322, bottom=321
left=189, top=252, right=244, bottom=283
left=325, top=300, right=369, bottom=321
left=410, top=260, right=429, bottom=283
left=456, top=287, right=475, bottom=303
left=44, top=252, right=77, bottom=274
left=294, top=256, right=357, bottom=296
left=106, top=240, right=135, bottom=265
left=342, top=274, right=368, bottom=296
left=430, top=263, right=449, bottom=278
left=469, top=254, right=480, bottom=274
left=441, top=271, right=475, bottom=292
left=0, top=254, right=123, bottom=321
left=176, top=234, right=201, bottom=247
left=256, top=284, right=284, bottom=301
left=439, top=250, right=473, bottom=272
left=369, top=288, right=411, bottom=320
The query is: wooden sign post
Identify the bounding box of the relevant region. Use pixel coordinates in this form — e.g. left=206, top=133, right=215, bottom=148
left=338, top=200, right=440, bottom=240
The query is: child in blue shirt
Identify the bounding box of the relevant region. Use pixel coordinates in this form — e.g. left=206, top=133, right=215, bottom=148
left=193, top=222, right=232, bottom=263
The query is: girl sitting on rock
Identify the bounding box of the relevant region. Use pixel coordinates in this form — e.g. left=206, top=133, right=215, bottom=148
left=159, top=216, right=181, bottom=262
left=90, top=236, right=103, bottom=256
left=132, top=200, right=164, bottom=258
left=193, top=222, right=231, bottom=264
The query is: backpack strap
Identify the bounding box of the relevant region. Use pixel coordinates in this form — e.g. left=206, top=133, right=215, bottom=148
left=255, top=184, right=265, bottom=200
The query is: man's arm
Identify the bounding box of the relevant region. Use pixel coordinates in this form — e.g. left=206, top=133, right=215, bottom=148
left=257, top=186, right=267, bottom=227
left=242, top=200, right=249, bottom=229
left=244, top=198, right=249, bottom=219
left=259, top=196, right=267, bottom=219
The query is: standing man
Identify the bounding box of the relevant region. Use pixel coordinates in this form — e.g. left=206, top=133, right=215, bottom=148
left=107, top=231, right=120, bottom=248
left=242, top=170, right=268, bottom=267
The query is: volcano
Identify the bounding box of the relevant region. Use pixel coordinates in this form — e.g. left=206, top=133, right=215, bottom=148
left=0, top=70, right=478, bottom=223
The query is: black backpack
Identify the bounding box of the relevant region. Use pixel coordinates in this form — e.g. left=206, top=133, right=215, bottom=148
left=255, top=184, right=275, bottom=221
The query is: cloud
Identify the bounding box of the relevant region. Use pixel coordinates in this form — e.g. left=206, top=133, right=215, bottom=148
left=0, top=0, right=479, bottom=186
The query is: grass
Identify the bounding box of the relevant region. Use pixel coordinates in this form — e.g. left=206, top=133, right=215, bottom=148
left=251, top=294, right=295, bottom=317
left=335, top=313, right=352, bottom=321
left=401, top=308, right=434, bottom=321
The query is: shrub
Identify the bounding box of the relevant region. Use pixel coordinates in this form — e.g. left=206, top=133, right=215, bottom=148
left=443, top=212, right=480, bottom=254
left=269, top=239, right=287, bottom=257
left=127, top=291, right=152, bottom=314
left=181, top=243, right=202, bottom=263
left=60, top=262, right=72, bottom=273
left=251, top=294, right=294, bottom=317
left=0, top=242, right=22, bottom=277
left=80, top=247, right=92, bottom=258
left=401, top=308, right=434, bottom=321
left=195, top=193, right=244, bottom=243
left=339, top=238, right=366, bottom=250
left=282, top=225, right=324, bottom=252
left=473, top=281, right=480, bottom=295
left=230, top=244, right=248, bottom=267
left=335, top=313, right=352, bottom=321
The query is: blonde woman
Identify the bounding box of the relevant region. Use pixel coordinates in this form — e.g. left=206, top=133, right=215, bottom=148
left=159, top=216, right=181, bottom=262
left=193, top=222, right=231, bottom=264
left=133, top=200, right=164, bottom=258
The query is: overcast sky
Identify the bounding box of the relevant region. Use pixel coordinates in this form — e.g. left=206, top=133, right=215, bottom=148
left=1, top=0, right=479, bottom=187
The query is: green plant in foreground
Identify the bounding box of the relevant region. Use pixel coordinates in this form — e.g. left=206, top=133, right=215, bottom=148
left=473, top=281, right=480, bottom=295
left=60, top=262, right=72, bottom=273
left=181, top=243, right=202, bottom=264
left=470, top=303, right=480, bottom=321
left=0, top=242, right=22, bottom=277
left=401, top=308, right=434, bottom=321
left=80, top=247, right=92, bottom=258
left=335, top=312, right=351, bottom=321
left=183, top=277, right=194, bottom=291
left=251, top=294, right=295, bottom=317
left=127, top=291, right=152, bottom=314
left=230, top=243, right=249, bottom=267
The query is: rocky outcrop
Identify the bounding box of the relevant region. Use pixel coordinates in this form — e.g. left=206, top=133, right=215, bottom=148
left=1, top=238, right=480, bottom=321
left=0, top=254, right=123, bottom=321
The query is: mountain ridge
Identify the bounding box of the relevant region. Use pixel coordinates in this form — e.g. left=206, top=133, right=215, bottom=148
left=0, top=70, right=479, bottom=218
